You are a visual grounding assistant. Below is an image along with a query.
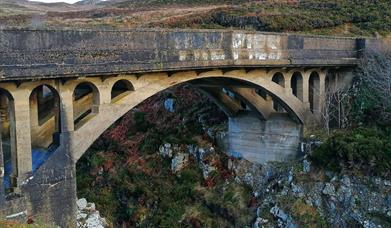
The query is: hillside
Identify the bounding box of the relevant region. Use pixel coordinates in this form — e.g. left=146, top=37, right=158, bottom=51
left=1, top=0, right=391, bottom=37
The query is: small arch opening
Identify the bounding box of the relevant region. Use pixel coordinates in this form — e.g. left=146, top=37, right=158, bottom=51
left=73, top=82, right=99, bottom=130
left=272, top=72, right=285, bottom=87
left=0, top=89, right=16, bottom=194
left=111, top=80, right=134, bottom=103
left=309, top=72, right=320, bottom=113
left=29, top=85, right=61, bottom=172
left=272, top=73, right=286, bottom=111
left=291, top=72, right=303, bottom=101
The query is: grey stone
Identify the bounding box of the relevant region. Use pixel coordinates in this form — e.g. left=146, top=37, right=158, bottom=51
left=303, top=159, right=311, bottom=173
left=341, top=175, right=351, bottom=187
left=270, top=205, right=288, bottom=222
left=288, top=169, right=293, bottom=184
left=244, top=173, right=254, bottom=186
left=171, top=153, right=189, bottom=173
left=85, top=212, right=105, bottom=228
left=323, top=183, right=336, bottom=196
left=291, top=183, right=304, bottom=198
left=159, top=143, right=173, bottom=158
left=76, top=198, right=88, bottom=210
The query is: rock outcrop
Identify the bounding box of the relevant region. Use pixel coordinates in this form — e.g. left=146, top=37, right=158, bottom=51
left=76, top=198, right=108, bottom=228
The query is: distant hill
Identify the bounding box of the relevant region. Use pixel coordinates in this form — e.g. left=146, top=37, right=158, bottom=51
left=0, top=0, right=390, bottom=37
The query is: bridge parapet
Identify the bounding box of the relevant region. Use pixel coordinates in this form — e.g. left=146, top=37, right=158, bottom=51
left=0, top=29, right=360, bottom=80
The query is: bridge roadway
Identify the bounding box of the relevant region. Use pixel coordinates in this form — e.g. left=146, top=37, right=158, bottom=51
left=0, top=29, right=388, bottom=227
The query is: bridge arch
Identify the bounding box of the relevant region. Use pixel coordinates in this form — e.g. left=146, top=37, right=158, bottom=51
left=291, top=72, right=304, bottom=101
left=271, top=72, right=285, bottom=87
left=73, top=81, right=100, bottom=129
left=71, top=70, right=314, bottom=161
left=111, top=79, right=135, bottom=103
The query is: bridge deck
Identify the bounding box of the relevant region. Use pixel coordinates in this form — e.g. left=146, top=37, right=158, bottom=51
left=0, top=29, right=372, bottom=81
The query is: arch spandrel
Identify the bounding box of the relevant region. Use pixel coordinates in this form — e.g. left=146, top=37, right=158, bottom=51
left=71, top=70, right=314, bottom=161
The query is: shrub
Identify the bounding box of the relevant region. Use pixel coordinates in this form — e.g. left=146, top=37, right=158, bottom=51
left=311, top=127, right=391, bottom=177
left=134, top=112, right=153, bottom=132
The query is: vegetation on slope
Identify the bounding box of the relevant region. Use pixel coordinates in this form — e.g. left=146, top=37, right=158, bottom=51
left=310, top=51, right=391, bottom=178
left=2, top=0, right=391, bottom=37
left=76, top=86, right=255, bottom=227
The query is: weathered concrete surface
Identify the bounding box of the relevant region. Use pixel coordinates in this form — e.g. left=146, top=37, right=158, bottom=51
left=227, top=111, right=302, bottom=163
left=0, top=29, right=361, bottom=80
left=21, top=137, right=77, bottom=227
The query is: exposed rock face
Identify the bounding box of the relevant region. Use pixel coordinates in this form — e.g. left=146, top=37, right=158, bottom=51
left=76, top=198, right=108, bottom=228
left=229, top=159, right=391, bottom=227
left=158, top=142, right=220, bottom=177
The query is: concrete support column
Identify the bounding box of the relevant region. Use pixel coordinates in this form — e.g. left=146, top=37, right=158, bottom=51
left=302, top=72, right=311, bottom=108
left=318, top=71, right=327, bottom=113
left=97, top=84, right=111, bottom=105
left=59, top=86, right=75, bottom=133
left=13, top=89, right=33, bottom=184
left=283, top=73, right=293, bottom=95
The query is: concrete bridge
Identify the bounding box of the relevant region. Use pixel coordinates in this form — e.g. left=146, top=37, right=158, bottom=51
left=0, top=28, right=386, bottom=226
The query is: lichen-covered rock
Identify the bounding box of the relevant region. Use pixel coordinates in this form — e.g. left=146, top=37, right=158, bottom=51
left=171, top=152, right=189, bottom=173
left=159, top=143, right=173, bottom=158
left=76, top=198, right=88, bottom=211
left=76, top=198, right=108, bottom=228
left=322, top=183, right=336, bottom=196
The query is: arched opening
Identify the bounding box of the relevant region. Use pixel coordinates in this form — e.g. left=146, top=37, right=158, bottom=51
left=111, top=80, right=134, bottom=103
left=0, top=89, right=16, bottom=194
left=309, top=72, right=320, bottom=113
left=73, top=82, right=99, bottom=130
left=272, top=73, right=286, bottom=111
left=291, top=72, right=303, bottom=101
left=29, top=85, right=61, bottom=172
left=272, top=72, right=285, bottom=87
left=325, top=71, right=336, bottom=93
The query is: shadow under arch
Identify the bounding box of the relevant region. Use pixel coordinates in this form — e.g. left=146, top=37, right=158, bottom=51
left=291, top=72, right=304, bottom=101
left=29, top=84, right=61, bottom=172
left=309, top=72, right=320, bottom=113
left=73, top=81, right=100, bottom=130
left=72, top=74, right=311, bottom=161
left=0, top=88, right=17, bottom=193
left=111, top=79, right=135, bottom=103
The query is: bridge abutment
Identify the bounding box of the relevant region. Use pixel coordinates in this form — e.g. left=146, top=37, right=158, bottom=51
left=226, top=111, right=303, bottom=163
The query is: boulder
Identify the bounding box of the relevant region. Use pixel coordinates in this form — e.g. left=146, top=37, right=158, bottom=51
left=159, top=143, right=173, bottom=158
left=322, top=183, right=336, bottom=196
left=171, top=153, right=189, bottom=173
left=77, top=198, right=88, bottom=210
